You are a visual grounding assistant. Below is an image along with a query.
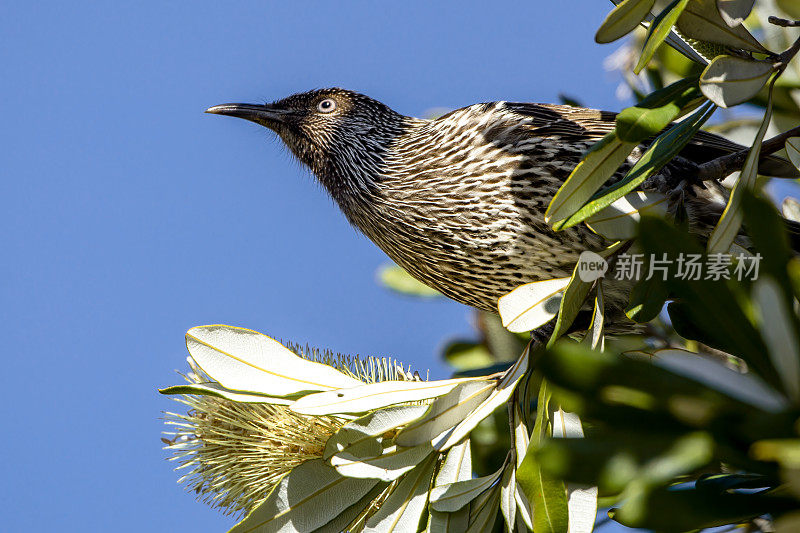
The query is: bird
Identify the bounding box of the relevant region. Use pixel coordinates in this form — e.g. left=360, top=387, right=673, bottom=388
left=206, top=88, right=798, bottom=338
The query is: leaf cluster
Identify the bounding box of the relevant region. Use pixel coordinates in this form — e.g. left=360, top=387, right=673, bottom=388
left=535, top=193, right=800, bottom=531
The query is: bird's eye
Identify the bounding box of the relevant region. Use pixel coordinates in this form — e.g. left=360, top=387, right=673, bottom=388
left=316, top=98, right=337, bottom=113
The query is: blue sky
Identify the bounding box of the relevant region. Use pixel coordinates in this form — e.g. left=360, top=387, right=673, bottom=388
left=2, top=1, right=645, bottom=530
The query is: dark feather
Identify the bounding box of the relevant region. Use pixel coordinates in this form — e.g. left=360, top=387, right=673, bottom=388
left=505, top=102, right=799, bottom=178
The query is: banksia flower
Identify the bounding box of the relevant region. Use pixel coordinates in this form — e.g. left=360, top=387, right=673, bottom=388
left=162, top=332, right=412, bottom=517
left=160, top=325, right=532, bottom=532
left=163, top=363, right=343, bottom=516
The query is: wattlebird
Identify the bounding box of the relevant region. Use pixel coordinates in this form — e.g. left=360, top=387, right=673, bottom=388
left=207, top=88, right=797, bottom=337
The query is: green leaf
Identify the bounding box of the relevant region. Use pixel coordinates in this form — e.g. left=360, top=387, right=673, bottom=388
left=611, top=484, right=797, bottom=530
left=585, top=190, right=669, bottom=240
left=289, top=376, right=478, bottom=415
left=516, top=490, right=534, bottom=532
left=708, top=78, right=774, bottom=252
left=700, top=55, right=774, bottom=108
left=428, top=508, right=469, bottom=532
left=314, top=482, right=390, bottom=533
left=676, top=0, right=768, bottom=53
left=612, top=432, right=717, bottom=527
left=546, top=261, right=594, bottom=348
left=480, top=310, right=529, bottom=363
left=542, top=340, right=784, bottom=427
left=324, top=404, right=430, bottom=460
left=660, top=20, right=715, bottom=64
left=786, top=137, right=800, bottom=171
left=437, top=437, right=474, bottom=483
left=666, top=301, right=778, bottom=388
left=595, top=0, right=657, bottom=43
left=443, top=341, right=494, bottom=371
left=776, top=513, right=800, bottom=532
left=558, top=94, right=584, bottom=107
left=513, top=403, right=531, bottom=468
left=184, top=325, right=363, bottom=397
left=625, top=274, right=669, bottom=323
left=653, top=348, right=788, bottom=412
left=753, top=279, right=800, bottom=403
left=751, top=438, right=800, bottom=467
left=511, top=408, right=533, bottom=530
left=434, top=342, right=531, bottom=451
left=517, top=381, right=569, bottom=533
left=331, top=442, right=434, bottom=482
left=230, top=459, right=380, bottom=533
left=790, top=258, right=800, bottom=301
left=615, top=77, right=702, bottom=142
left=498, top=277, right=571, bottom=333
left=428, top=439, right=472, bottom=532
left=626, top=430, right=713, bottom=484
left=777, top=0, right=800, bottom=19
left=740, top=193, right=800, bottom=402
left=500, top=463, right=517, bottom=531
left=535, top=429, right=697, bottom=493
left=636, top=216, right=779, bottom=386
left=158, top=382, right=294, bottom=405
left=556, top=101, right=715, bottom=230
left=581, top=282, right=605, bottom=350
left=363, top=454, right=436, bottom=532
left=551, top=409, right=598, bottom=533
left=716, top=0, right=755, bottom=27
left=545, top=133, right=637, bottom=225
left=377, top=264, right=441, bottom=297
left=431, top=466, right=504, bottom=512
left=602, top=0, right=713, bottom=64
left=635, top=0, right=691, bottom=74
left=466, top=484, right=502, bottom=532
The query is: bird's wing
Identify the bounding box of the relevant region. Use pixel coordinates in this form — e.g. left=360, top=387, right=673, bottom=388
left=504, top=103, right=617, bottom=140
left=505, top=102, right=798, bottom=178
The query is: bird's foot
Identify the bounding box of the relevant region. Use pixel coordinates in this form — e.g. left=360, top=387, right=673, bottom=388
left=642, top=156, right=704, bottom=195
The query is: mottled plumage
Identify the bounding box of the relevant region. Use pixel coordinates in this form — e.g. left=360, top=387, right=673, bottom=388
left=206, top=88, right=796, bottom=336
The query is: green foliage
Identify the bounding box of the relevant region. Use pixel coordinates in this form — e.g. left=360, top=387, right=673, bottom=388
left=635, top=0, right=691, bottom=74
left=596, top=0, right=657, bottom=44
left=533, top=193, right=800, bottom=531
left=554, top=101, right=716, bottom=231
left=614, top=76, right=701, bottom=142
left=516, top=382, right=569, bottom=533
left=378, top=263, right=442, bottom=297
left=526, top=1, right=800, bottom=530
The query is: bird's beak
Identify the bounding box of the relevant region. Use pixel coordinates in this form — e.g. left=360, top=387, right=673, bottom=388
left=205, top=103, right=290, bottom=126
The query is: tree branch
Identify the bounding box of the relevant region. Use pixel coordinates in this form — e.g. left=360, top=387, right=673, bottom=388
left=769, top=16, right=800, bottom=28
left=696, top=125, right=800, bottom=181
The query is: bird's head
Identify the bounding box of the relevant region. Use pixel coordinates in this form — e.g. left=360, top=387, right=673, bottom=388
left=206, top=88, right=406, bottom=186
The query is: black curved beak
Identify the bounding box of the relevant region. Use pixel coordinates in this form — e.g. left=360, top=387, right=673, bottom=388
left=205, top=103, right=290, bottom=126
